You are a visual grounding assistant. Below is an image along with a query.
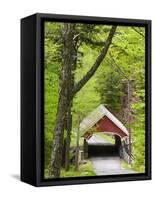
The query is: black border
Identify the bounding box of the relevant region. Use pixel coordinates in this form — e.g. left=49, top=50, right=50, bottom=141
left=35, top=13, right=151, bottom=186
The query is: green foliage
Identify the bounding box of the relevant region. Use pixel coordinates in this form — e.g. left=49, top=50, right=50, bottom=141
left=44, top=22, right=61, bottom=169
left=94, top=133, right=115, bottom=144
left=72, top=44, right=101, bottom=127
left=44, top=69, right=59, bottom=169
left=44, top=22, right=146, bottom=177
left=60, top=161, right=96, bottom=177
left=44, top=161, right=95, bottom=178
left=96, top=65, right=124, bottom=112
left=131, top=94, right=145, bottom=172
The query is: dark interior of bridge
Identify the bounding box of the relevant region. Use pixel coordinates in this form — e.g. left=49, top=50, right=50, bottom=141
left=87, top=134, right=121, bottom=158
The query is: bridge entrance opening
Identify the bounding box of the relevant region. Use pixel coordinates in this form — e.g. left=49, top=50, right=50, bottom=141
left=85, top=132, right=121, bottom=158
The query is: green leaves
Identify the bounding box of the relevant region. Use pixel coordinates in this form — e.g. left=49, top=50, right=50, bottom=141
left=44, top=69, right=59, bottom=168
left=95, top=26, right=145, bottom=172
left=44, top=22, right=146, bottom=174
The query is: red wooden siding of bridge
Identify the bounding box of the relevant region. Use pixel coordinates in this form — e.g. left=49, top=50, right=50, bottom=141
left=95, top=116, right=127, bottom=138
left=84, top=116, right=128, bottom=139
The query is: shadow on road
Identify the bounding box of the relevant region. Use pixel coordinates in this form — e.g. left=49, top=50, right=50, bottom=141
left=88, top=144, right=118, bottom=157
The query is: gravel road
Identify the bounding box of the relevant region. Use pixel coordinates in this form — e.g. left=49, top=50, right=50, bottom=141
left=88, top=135, right=137, bottom=175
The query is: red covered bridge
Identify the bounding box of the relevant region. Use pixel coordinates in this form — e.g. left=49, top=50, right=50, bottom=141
left=80, top=105, right=131, bottom=163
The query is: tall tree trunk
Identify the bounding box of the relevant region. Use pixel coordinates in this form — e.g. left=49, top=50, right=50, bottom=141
left=75, top=114, right=80, bottom=170
left=48, top=23, right=75, bottom=178
left=65, top=36, right=77, bottom=171
left=65, top=103, right=72, bottom=170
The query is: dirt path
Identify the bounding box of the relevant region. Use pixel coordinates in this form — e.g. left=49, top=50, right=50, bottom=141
left=90, top=156, right=137, bottom=175
left=88, top=135, right=137, bottom=175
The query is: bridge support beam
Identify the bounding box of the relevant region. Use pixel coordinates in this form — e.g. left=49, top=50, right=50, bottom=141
left=115, top=135, right=121, bottom=154
left=84, top=139, right=88, bottom=159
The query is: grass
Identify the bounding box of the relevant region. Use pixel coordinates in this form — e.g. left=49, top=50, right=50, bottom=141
left=121, top=160, right=132, bottom=170
left=60, top=161, right=96, bottom=178
left=44, top=160, right=96, bottom=179
left=94, top=133, right=115, bottom=144
left=120, top=159, right=145, bottom=173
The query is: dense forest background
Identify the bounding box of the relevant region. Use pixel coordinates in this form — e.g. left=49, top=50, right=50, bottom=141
left=44, top=22, right=145, bottom=178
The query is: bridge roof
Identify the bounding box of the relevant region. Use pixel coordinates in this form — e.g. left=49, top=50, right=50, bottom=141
left=80, top=104, right=129, bottom=136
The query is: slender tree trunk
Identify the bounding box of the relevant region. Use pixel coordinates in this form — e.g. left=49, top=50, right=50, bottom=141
left=75, top=114, right=80, bottom=170
left=64, top=31, right=77, bottom=171
left=65, top=103, right=72, bottom=171
left=48, top=23, right=75, bottom=178
left=127, top=80, right=132, bottom=165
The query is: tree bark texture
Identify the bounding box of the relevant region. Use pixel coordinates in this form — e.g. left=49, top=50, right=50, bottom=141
left=48, top=23, right=76, bottom=178
left=65, top=104, right=72, bottom=171
left=75, top=115, right=80, bottom=170
left=64, top=28, right=78, bottom=171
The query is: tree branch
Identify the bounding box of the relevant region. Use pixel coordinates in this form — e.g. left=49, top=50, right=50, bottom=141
left=79, top=35, right=105, bottom=46
left=107, top=53, right=129, bottom=80
left=131, top=27, right=145, bottom=38
left=72, top=25, right=117, bottom=95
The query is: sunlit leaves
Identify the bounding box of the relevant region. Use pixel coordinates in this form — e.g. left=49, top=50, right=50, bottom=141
left=44, top=22, right=146, bottom=173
